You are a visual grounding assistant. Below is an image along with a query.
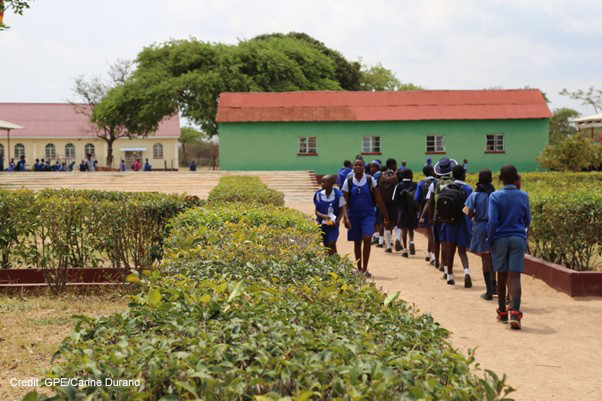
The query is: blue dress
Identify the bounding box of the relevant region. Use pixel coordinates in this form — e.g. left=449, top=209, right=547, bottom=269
left=440, top=182, right=473, bottom=247
left=465, top=191, right=491, bottom=253
left=345, top=176, right=376, bottom=241
left=314, top=189, right=342, bottom=246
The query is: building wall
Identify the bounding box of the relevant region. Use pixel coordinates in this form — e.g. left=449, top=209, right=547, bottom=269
left=0, top=137, right=179, bottom=170
left=219, top=119, right=549, bottom=175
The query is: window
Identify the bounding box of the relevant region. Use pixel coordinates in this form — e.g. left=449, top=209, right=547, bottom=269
left=426, top=135, right=445, bottom=153
left=14, top=143, right=25, bottom=158
left=45, top=143, right=56, bottom=159
left=65, top=143, right=76, bottom=160
left=362, top=136, right=380, bottom=153
left=84, top=143, right=95, bottom=157
left=0, top=144, right=4, bottom=159
left=153, top=143, right=164, bottom=159
left=298, top=136, right=317, bottom=155
left=486, top=134, right=505, bottom=152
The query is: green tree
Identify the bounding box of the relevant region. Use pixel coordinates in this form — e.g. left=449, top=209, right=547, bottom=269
left=549, top=108, right=580, bottom=144
left=179, top=126, right=206, bottom=164
left=560, top=86, right=602, bottom=114
left=358, top=62, right=423, bottom=91
left=101, top=35, right=344, bottom=137
left=537, top=134, right=599, bottom=171
left=71, top=60, right=166, bottom=167
left=0, top=0, right=31, bottom=30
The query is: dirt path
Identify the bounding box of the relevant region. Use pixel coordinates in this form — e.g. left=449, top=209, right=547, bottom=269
left=290, top=202, right=602, bottom=401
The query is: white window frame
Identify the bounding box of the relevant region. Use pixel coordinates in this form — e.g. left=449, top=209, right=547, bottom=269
left=85, top=143, right=95, bottom=158
left=153, top=143, right=164, bottom=159
left=426, top=135, right=445, bottom=153
left=362, top=136, right=380, bottom=153
left=298, top=136, right=317, bottom=154
left=486, top=133, right=505, bottom=152
left=14, top=143, right=25, bottom=159
left=65, top=143, right=76, bottom=160
left=45, top=144, right=56, bottom=160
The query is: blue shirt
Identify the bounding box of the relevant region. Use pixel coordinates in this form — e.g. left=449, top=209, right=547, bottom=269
left=487, top=185, right=531, bottom=245
left=336, top=167, right=352, bottom=189
left=415, top=177, right=435, bottom=203
left=465, top=191, right=490, bottom=222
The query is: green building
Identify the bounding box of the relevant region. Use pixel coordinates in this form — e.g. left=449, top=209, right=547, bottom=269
left=216, top=90, right=551, bottom=175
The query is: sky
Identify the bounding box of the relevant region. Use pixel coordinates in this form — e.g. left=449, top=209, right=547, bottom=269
left=1, top=0, right=601, bottom=116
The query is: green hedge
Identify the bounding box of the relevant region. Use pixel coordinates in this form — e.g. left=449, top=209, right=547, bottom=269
left=207, top=176, right=285, bottom=206
left=25, top=181, right=513, bottom=400
left=0, top=189, right=203, bottom=271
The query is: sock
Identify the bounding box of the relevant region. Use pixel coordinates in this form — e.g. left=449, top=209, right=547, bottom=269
left=431, top=252, right=436, bottom=260
left=395, top=227, right=401, bottom=240
left=385, top=230, right=392, bottom=248
left=464, top=268, right=471, bottom=276
left=378, top=237, right=384, bottom=245
left=512, top=297, right=521, bottom=311
left=410, top=241, right=415, bottom=245
left=373, top=232, right=380, bottom=240
left=447, top=274, right=454, bottom=281
left=483, top=271, right=492, bottom=294
left=444, top=266, right=448, bottom=275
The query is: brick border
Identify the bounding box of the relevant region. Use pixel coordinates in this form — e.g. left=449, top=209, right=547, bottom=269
left=0, top=268, right=129, bottom=290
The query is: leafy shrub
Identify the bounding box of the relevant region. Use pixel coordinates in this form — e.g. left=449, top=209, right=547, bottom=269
left=207, top=176, right=285, bottom=206
left=536, top=134, right=602, bottom=171
left=530, top=191, right=602, bottom=271
left=38, top=276, right=512, bottom=401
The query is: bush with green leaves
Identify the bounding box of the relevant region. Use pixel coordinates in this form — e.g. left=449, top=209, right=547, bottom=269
left=207, top=176, right=285, bottom=206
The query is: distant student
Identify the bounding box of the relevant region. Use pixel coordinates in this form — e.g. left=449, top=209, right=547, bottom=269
left=416, top=165, right=436, bottom=262
left=17, top=156, right=26, bottom=171
left=133, top=159, right=140, bottom=171
left=59, top=162, right=67, bottom=172
left=33, top=159, right=40, bottom=172
left=488, top=165, right=531, bottom=330
left=393, top=168, right=418, bottom=257
left=69, top=161, right=76, bottom=171
left=189, top=161, right=197, bottom=171
left=342, top=158, right=389, bottom=276
left=52, top=161, right=61, bottom=171
left=314, top=175, right=346, bottom=256
left=420, top=157, right=455, bottom=270
left=120, top=160, right=126, bottom=171
left=439, top=165, right=473, bottom=287
left=399, top=160, right=407, bottom=171
left=378, top=158, right=399, bottom=252
left=369, top=160, right=384, bottom=247
left=143, top=158, right=151, bottom=171
left=85, top=154, right=96, bottom=172
left=79, top=160, right=87, bottom=172
left=369, top=160, right=381, bottom=181
left=7, top=159, right=15, bottom=171
left=337, top=160, right=353, bottom=189
left=463, top=159, right=469, bottom=172
left=464, top=169, right=497, bottom=300
left=425, top=157, right=432, bottom=166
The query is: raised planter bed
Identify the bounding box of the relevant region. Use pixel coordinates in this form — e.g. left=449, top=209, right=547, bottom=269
left=0, top=268, right=129, bottom=288
left=524, top=255, right=602, bottom=297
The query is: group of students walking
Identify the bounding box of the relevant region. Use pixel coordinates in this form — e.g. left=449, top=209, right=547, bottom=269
left=314, top=156, right=531, bottom=330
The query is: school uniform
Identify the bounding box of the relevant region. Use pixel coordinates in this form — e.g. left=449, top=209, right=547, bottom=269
left=392, top=179, right=418, bottom=229
left=487, top=185, right=532, bottom=273
left=425, top=176, right=452, bottom=243
left=465, top=185, right=494, bottom=253
left=415, top=176, right=435, bottom=228
left=440, top=180, right=473, bottom=247
left=341, top=173, right=378, bottom=241
left=314, top=188, right=346, bottom=246
left=336, top=167, right=352, bottom=189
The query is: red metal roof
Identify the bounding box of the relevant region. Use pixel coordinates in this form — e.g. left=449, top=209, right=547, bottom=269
left=216, top=90, right=552, bottom=123
left=0, top=103, right=180, bottom=138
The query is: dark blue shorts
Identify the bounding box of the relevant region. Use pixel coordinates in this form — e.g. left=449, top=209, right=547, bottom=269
left=440, top=218, right=472, bottom=247
left=321, top=226, right=339, bottom=246
left=347, top=214, right=376, bottom=241
left=491, top=236, right=526, bottom=273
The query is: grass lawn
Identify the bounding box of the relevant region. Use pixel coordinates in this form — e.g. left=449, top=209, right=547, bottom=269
left=0, top=291, right=128, bottom=401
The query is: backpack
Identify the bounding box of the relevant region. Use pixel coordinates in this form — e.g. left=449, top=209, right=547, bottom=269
left=378, top=170, right=398, bottom=202
left=436, top=183, right=468, bottom=224
left=400, top=182, right=419, bottom=215
left=347, top=175, right=374, bottom=205
left=418, top=178, right=434, bottom=208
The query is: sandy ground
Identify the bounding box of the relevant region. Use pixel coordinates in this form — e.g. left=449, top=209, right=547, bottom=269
left=290, top=201, right=602, bottom=401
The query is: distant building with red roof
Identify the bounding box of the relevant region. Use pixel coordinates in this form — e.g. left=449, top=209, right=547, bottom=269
left=216, top=89, right=551, bottom=174
left=0, top=103, right=180, bottom=170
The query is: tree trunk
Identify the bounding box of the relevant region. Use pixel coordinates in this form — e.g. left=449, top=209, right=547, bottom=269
left=106, top=137, right=115, bottom=169
left=181, top=142, right=186, bottom=165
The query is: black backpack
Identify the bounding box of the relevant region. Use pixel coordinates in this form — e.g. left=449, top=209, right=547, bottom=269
left=436, top=183, right=467, bottom=224
left=400, top=183, right=419, bottom=216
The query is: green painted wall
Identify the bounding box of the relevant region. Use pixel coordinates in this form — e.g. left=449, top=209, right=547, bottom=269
left=219, top=119, right=549, bottom=175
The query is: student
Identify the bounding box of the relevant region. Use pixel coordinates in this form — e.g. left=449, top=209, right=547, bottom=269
left=120, top=160, right=126, bottom=172
left=143, top=158, right=151, bottom=171
left=369, top=160, right=384, bottom=247
left=369, top=160, right=381, bottom=181
left=314, top=175, right=346, bottom=256
left=464, top=169, right=497, bottom=300
left=416, top=165, right=436, bottom=262
left=52, top=161, right=61, bottom=171
left=393, top=168, right=418, bottom=257
left=79, top=160, right=87, bottom=172
left=69, top=161, right=76, bottom=172
left=399, top=160, right=407, bottom=171
left=17, top=156, right=26, bottom=171
left=189, top=161, right=197, bottom=171
left=439, top=165, right=473, bottom=287
left=463, top=159, right=469, bottom=172
left=7, top=159, right=15, bottom=171
left=420, top=157, right=455, bottom=270
left=378, top=158, right=400, bottom=253
left=337, top=160, right=353, bottom=189
left=85, top=154, right=96, bottom=172
left=342, top=158, right=389, bottom=276
left=133, top=159, right=140, bottom=171
left=425, top=157, right=433, bottom=166
left=59, top=162, right=67, bottom=172
left=488, top=165, right=531, bottom=330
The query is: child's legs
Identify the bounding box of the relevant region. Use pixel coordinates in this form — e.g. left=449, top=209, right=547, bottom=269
left=497, top=271, right=509, bottom=310
left=425, top=226, right=433, bottom=253
left=362, top=235, right=372, bottom=271
left=327, top=242, right=337, bottom=256
left=402, top=227, right=408, bottom=248
left=354, top=240, right=362, bottom=269
left=446, top=242, right=456, bottom=275
left=408, top=228, right=414, bottom=242
left=508, top=271, right=522, bottom=310
left=457, top=246, right=469, bottom=270
left=481, top=252, right=493, bottom=272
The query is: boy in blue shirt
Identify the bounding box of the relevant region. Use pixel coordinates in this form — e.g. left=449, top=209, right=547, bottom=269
left=392, top=168, right=418, bottom=257
left=336, top=160, right=353, bottom=189
left=464, top=169, right=496, bottom=300
left=488, top=165, right=531, bottom=330
left=416, top=165, right=436, bottom=262
left=314, top=175, right=346, bottom=256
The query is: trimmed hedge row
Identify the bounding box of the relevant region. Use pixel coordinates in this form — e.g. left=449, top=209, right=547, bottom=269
left=0, top=189, right=203, bottom=271
left=207, top=176, right=285, bottom=206
left=25, top=177, right=513, bottom=400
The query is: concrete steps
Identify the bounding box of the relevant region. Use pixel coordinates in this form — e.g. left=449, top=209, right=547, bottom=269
left=0, top=171, right=319, bottom=204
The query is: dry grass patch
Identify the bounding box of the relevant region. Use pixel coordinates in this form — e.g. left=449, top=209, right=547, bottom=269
left=0, top=291, right=128, bottom=401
